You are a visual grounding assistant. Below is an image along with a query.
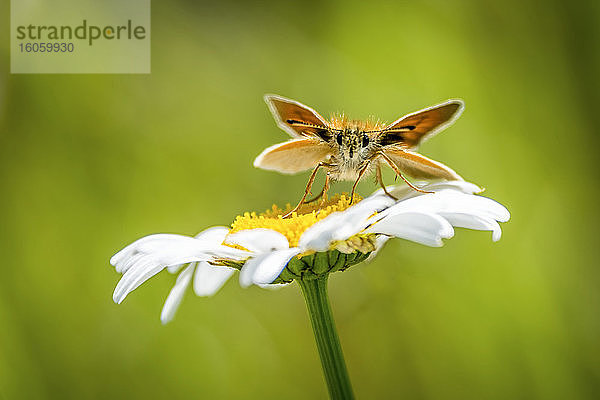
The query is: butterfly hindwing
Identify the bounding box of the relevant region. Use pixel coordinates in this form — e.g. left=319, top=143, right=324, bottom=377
left=254, top=138, right=331, bottom=174
left=382, top=148, right=463, bottom=181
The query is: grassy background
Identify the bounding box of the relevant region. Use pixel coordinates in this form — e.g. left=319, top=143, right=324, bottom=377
left=1, top=0, right=599, bottom=398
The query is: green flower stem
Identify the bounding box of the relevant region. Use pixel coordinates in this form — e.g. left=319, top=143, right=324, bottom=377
left=298, top=275, right=355, bottom=400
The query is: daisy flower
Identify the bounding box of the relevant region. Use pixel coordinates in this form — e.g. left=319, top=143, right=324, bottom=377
left=109, top=180, right=509, bottom=398
left=110, top=180, right=508, bottom=320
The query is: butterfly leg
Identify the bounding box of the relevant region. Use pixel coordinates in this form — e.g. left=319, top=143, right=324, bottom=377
left=376, top=163, right=398, bottom=200
left=283, top=162, right=328, bottom=218
left=305, top=172, right=331, bottom=204
left=319, top=172, right=331, bottom=206
left=379, top=153, right=433, bottom=194
left=349, top=163, right=371, bottom=205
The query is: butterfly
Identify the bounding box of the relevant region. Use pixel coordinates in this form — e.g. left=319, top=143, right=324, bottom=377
left=254, top=95, right=464, bottom=217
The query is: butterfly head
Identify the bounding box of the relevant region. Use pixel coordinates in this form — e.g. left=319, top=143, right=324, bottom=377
left=335, top=128, right=373, bottom=162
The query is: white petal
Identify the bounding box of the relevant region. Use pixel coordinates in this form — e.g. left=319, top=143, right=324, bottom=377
left=380, top=191, right=509, bottom=223
left=298, top=195, right=393, bottom=252
left=152, top=241, right=248, bottom=263
left=225, top=229, right=290, bottom=253
left=433, top=180, right=483, bottom=194
left=348, top=194, right=397, bottom=215
left=136, top=235, right=222, bottom=258
left=207, top=246, right=252, bottom=260
left=166, top=264, right=184, bottom=274
left=111, top=230, right=250, bottom=304
left=239, top=253, right=275, bottom=288
left=160, top=264, right=194, bottom=324
left=113, top=255, right=165, bottom=304
left=298, top=212, right=350, bottom=252
left=116, top=252, right=145, bottom=274
left=193, top=261, right=235, bottom=296
left=434, top=192, right=509, bottom=222
left=161, top=229, right=231, bottom=316
left=373, top=235, right=390, bottom=250
left=374, top=181, right=483, bottom=201
left=113, top=233, right=249, bottom=272
left=145, top=253, right=213, bottom=266
left=110, top=234, right=178, bottom=268
left=112, top=254, right=216, bottom=304
left=252, top=248, right=302, bottom=285
left=257, top=282, right=292, bottom=290
left=365, top=212, right=454, bottom=247
left=441, top=213, right=503, bottom=242
left=240, top=248, right=301, bottom=287
left=194, top=226, right=230, bottom=243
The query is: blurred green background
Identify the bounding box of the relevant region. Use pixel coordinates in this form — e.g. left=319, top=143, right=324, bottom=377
left=1, top=0, right=599, bottom=399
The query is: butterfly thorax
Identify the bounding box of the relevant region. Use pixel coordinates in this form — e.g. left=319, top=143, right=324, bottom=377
left=328, top=114, right=385, bottom=132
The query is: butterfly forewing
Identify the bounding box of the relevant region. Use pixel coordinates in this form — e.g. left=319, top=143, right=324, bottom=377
left=379, top=100, right=464, bottom=149
left=264, top=95, right=330, bottom=139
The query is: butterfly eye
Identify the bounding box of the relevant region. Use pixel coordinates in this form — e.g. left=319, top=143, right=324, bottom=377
left=336, top=135, right=343, bottom=145
left=362, top=135, right=369, bottom=147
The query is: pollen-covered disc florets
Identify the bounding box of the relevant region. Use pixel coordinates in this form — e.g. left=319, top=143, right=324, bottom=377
left=229, top=194, right=364, bottom=247
left=226, top=194, right=377, bottom=283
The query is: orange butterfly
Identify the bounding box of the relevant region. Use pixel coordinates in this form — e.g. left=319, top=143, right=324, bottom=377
left=255, top=95, right=464, bottom=217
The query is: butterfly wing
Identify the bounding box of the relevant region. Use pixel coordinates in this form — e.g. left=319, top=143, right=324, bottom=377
left=264, top=94, right=330, bottom=138
left=382, top=148, right=463, bottom=181
left=379, top=100, right=464, bottom=149
left=254, top=138, right=332, bottom=174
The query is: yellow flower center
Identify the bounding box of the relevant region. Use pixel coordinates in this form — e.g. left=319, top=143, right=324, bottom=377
left=229, top=194, right=362, bottom=247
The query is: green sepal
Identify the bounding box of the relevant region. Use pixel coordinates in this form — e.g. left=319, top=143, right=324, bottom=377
left=270, top=249, right=371, bottom=284
left=313, top=252, right=331, bottom=275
